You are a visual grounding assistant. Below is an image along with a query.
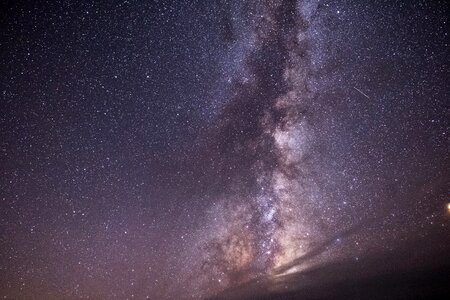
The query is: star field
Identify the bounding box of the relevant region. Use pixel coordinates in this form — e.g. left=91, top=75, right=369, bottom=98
left=1, top=1, right=449, bottom=299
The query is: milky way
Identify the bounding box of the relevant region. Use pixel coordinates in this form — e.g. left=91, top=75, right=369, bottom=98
left=189, top=0, right=323, bottom=286
left=1, top=0, right=449, bottom=299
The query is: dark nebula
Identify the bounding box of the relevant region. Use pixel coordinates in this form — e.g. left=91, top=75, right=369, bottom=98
left=1, top=0, right=449, bottom=299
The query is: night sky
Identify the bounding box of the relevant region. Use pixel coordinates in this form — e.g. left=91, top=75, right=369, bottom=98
left=1, top=0, right=449, bottom=299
